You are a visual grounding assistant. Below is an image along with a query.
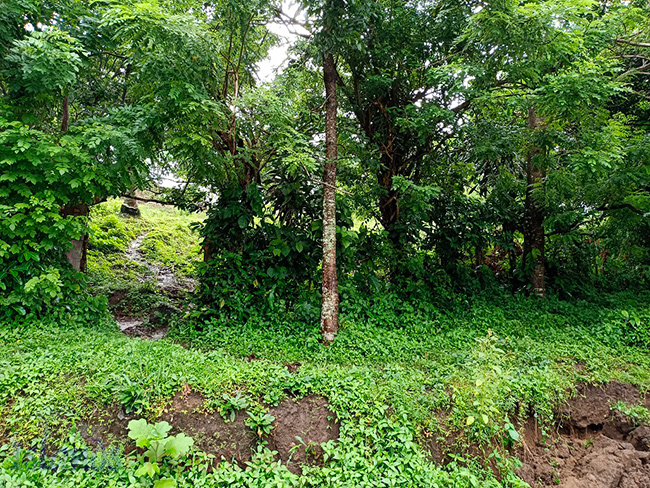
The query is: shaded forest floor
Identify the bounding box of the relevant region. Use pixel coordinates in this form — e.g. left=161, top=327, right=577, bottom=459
left=1, top=201, right=650, bottom=487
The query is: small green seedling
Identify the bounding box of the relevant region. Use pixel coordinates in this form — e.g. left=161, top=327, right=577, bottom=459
left=292, top=435, right=320, bottom=458
left=245, top=411, right=276, bottom=439
left=128, top=419, right=194, bottom=488
left=219, top=391, right=249, bottom=422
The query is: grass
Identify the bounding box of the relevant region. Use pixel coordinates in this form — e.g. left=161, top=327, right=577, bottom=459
left=86, top=199, right=203, bottom=296
left=1, top=202, right=650, bottom=487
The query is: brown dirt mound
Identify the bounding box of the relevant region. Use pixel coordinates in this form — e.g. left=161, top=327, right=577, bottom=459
left=268, top=395, right=340, bottom=473
left=518, top=382, right=650, bottom=488
left=78, top=390, right=339, bottom=471
left=160, top=390, right=257, bottom=465
left=78, top=404, right=131, bottom=451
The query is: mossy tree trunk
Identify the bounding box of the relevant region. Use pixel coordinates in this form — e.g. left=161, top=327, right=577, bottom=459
left=321, top=52, right=339, bottom=344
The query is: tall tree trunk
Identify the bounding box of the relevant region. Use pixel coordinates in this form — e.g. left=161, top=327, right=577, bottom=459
left=59, top=92, right=90, bottom=272
left=320, top=52, right=339, bottom=344
left=522, top=107, right=546, bottom=298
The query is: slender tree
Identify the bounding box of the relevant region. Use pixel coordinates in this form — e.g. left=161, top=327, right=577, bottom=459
left=522, top=107, right=546, bottom=298
left=320, top=51, right=339, bottom=343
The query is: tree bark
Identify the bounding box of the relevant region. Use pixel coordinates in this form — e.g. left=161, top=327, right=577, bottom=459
left=320, top=52, right=339, bottom=344
left=61, top=94, right=69, bottom=132
left=522, top=107, right=546, bottom=298
left=60, top=204, right=89, bottom=272
left=60, top=93, right=90, bottom=272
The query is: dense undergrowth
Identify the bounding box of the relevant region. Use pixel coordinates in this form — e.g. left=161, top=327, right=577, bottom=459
left=2, top=203, right=650, bottom=487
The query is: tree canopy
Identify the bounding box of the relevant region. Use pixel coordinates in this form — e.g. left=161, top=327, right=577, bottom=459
left=1, top=0, right=650, bottom=332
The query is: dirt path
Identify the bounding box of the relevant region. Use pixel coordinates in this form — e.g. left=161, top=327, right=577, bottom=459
left=125, top=232, right=196, bottom=293
left=114, top=233, right=194, bottom=339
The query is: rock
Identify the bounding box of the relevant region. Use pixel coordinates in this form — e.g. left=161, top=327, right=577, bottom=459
left=120, top=202, right=141, bottom=217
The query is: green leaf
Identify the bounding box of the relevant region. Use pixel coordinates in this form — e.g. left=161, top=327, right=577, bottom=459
left=164, top=433, right=194, bottom=458
left=152, top=421, right=172, bottom=439
left=128, top=419, right=154, bottom=447
left=154, top=479, right=177, bottom=488
left=135, top=461, right=159, bottom=478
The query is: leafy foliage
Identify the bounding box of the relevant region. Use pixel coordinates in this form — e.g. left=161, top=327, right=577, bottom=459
left=3, top=288, right=650, bottom=485
left=127, top=418, right=194, bottom=486
left=2, top=0, right=650, bottom=484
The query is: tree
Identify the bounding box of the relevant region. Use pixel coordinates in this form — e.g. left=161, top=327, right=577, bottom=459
left=321, top=50, right=339, bottom=343
left=332, top=0, right=475, bottom=252
left=459, top=0, right=650, bottom=296
left=0, top=0, right=228, bottom=311
left=296, top=0, right=344, bottom=342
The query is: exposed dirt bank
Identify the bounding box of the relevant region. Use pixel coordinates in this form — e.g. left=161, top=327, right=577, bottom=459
left=79, top=391, right=340, bottom=472
left=519, top=382, right=650, bottom=488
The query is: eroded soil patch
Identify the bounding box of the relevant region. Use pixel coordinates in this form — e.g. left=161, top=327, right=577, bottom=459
left=77, top=390, right=340, bottom=471
left=110, top=291, right=180, bottom=340
left=268, top=395, right=340, bottom=473
left=160, top=391, right=257, bottom=465
left=519, top=382, right=650, bottom=488
left=78, top=404, right=131, bottom=452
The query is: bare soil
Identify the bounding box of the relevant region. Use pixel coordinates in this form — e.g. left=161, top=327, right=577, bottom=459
left=518, top=382, right=650, bottom=488
left=77, top=390, right=339, bottom=471
left=160, top=390, right=257, bottom=465
left=78, top=403, right=132, bottom=452
left=268, top=395, right=340, bottom=473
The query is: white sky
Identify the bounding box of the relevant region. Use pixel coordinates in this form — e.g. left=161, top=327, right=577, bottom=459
left=256, top=2, right=310, bottom=83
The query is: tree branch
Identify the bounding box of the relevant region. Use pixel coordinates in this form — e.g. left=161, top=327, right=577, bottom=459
left=122, top=194, right=176, bottom=206
left=615, top=38, right=650, bottom=49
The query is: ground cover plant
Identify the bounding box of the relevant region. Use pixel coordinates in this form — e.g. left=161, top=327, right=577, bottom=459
left=1, top=206, right=650, bottom=485
left=86, top=199, right=202, bottom=298
left=1, top=0, right=650, bottom=486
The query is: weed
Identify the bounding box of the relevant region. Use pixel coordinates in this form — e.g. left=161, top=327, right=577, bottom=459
left=612, top=400, right=650, bottom=426
left=245, top=410, right=276, bottom=440
left=2, top=254, right=650, bottom=486
left=127, top=419, right=193, bottom=487
left=217, top=392, right=249, bottom=423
